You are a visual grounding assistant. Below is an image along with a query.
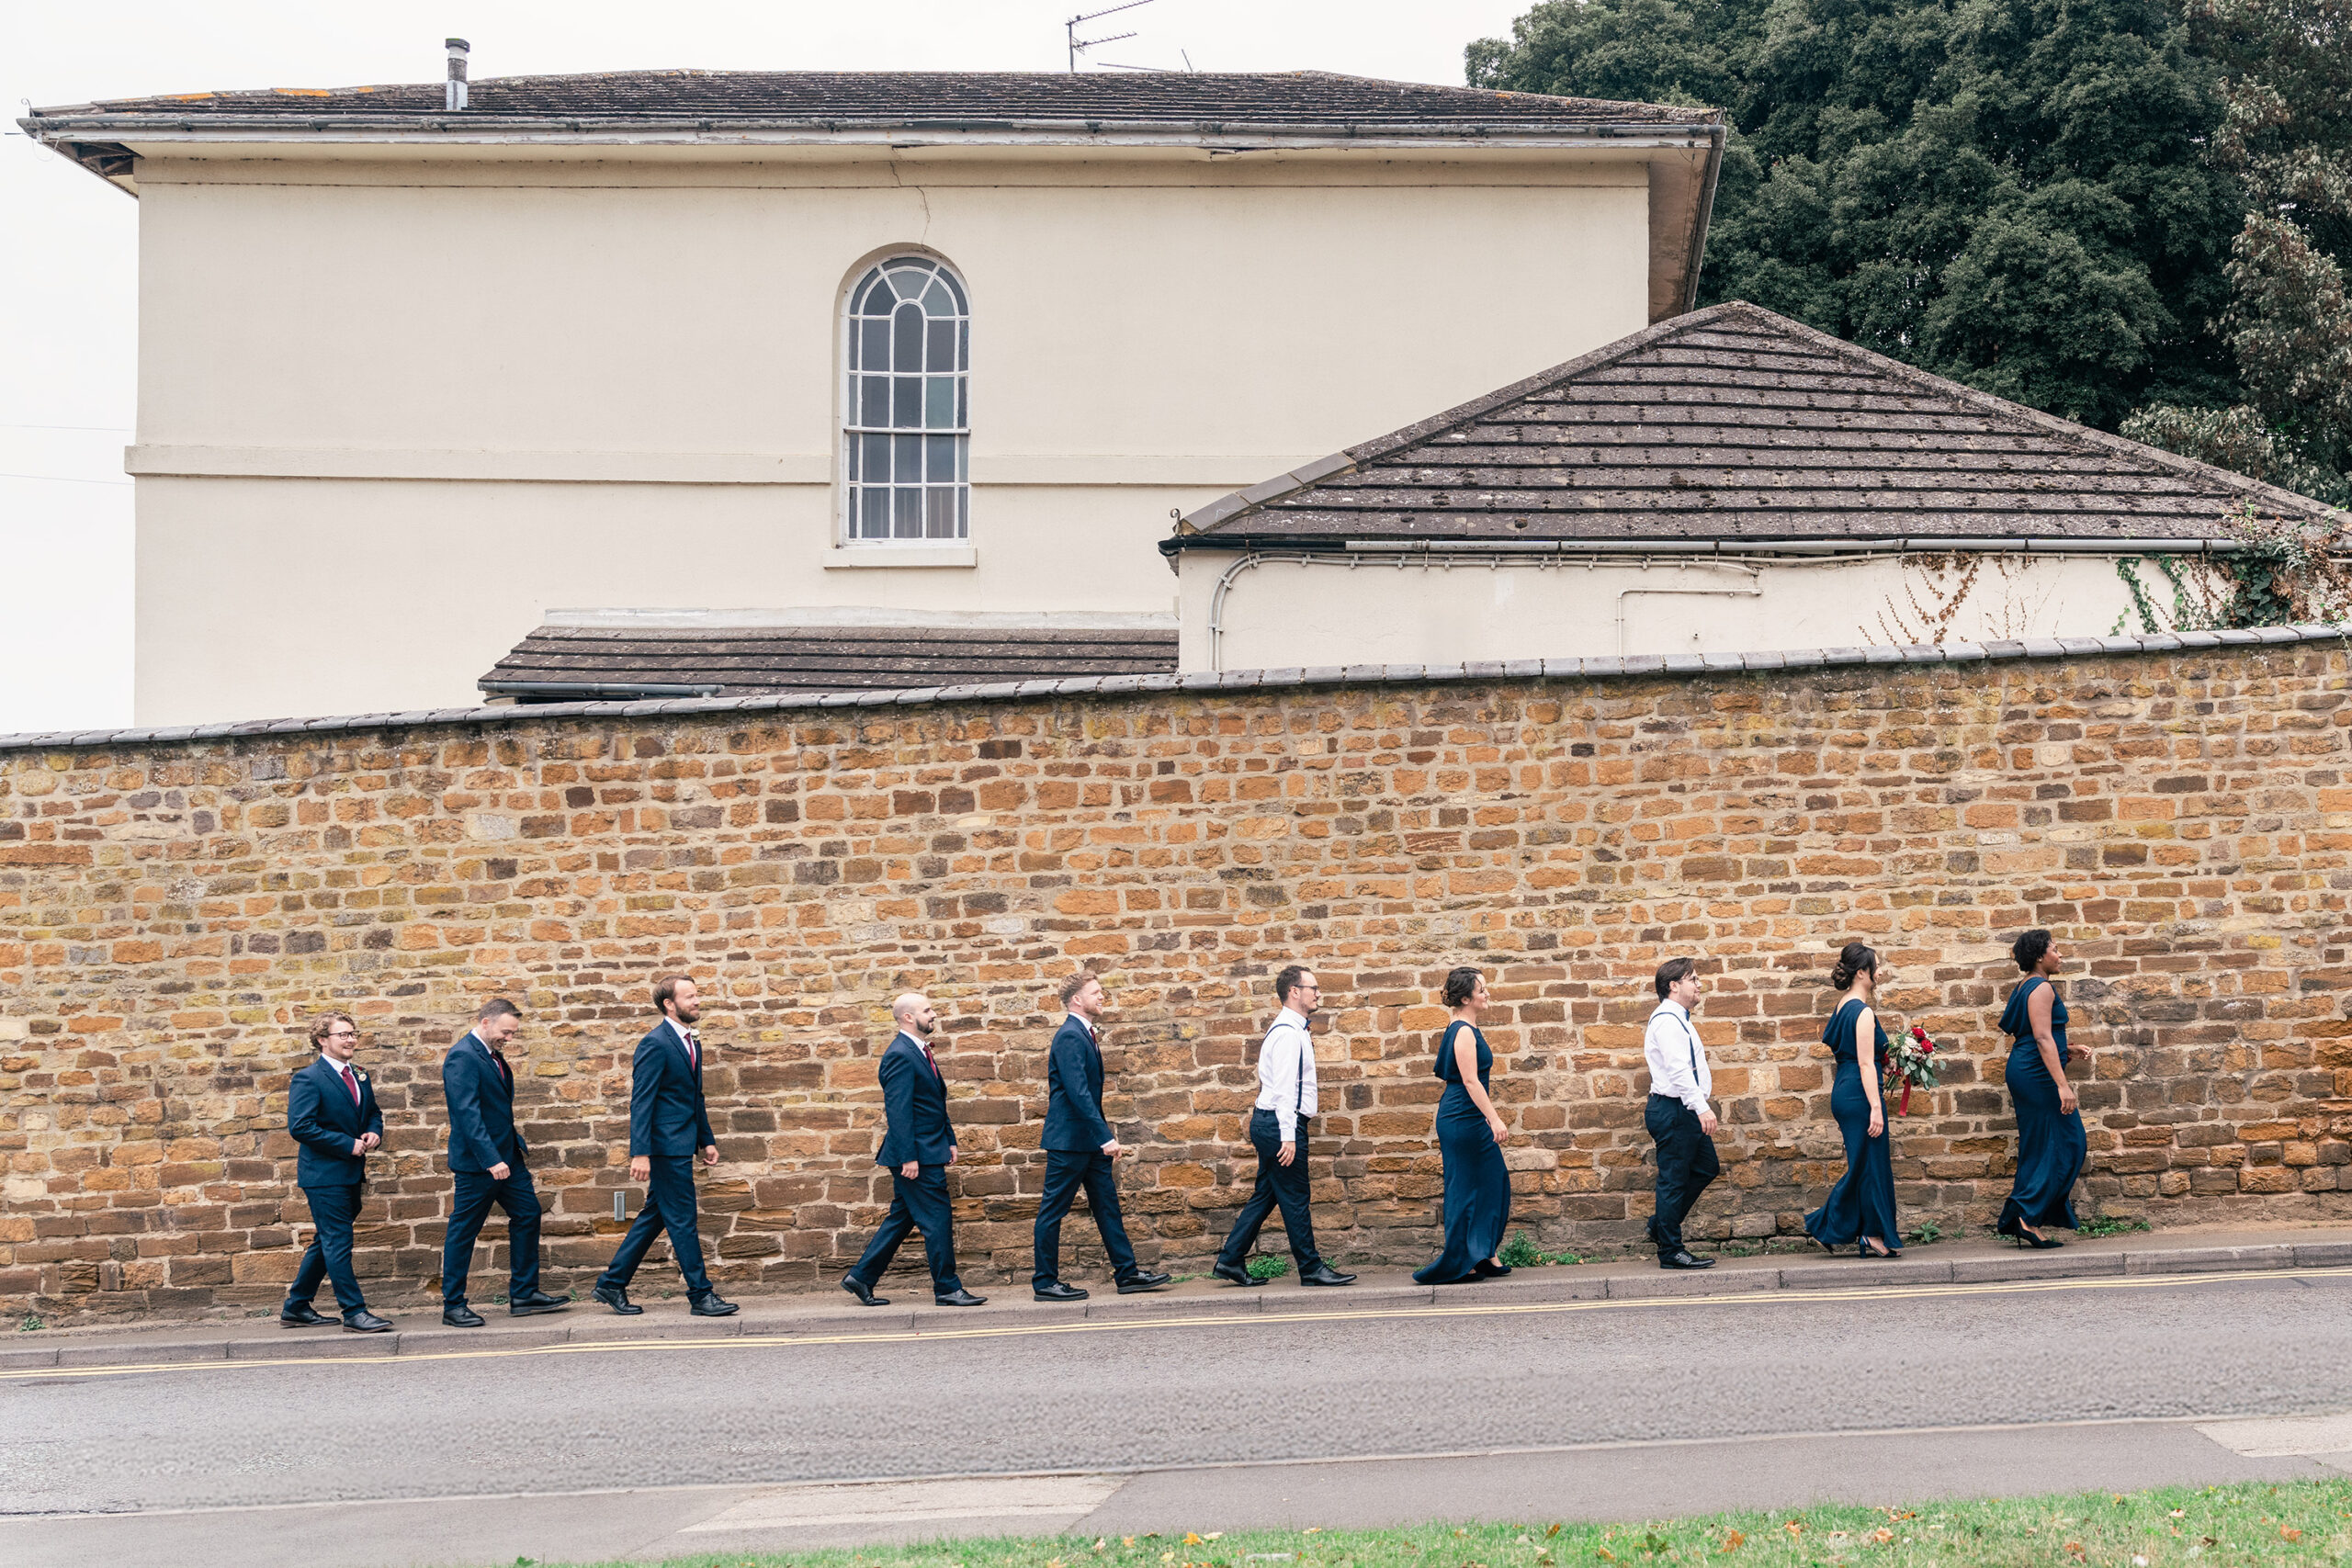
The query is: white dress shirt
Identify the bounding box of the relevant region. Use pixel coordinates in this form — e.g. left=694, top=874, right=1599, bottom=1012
left=1065, top=1011, right=1094, bottom=1043
left=1644, top=998, right=1713, bottom=1117
left=1253, top=1007, right=1318, bottom=1139
left=664, top=1014, right=698, bottom=1066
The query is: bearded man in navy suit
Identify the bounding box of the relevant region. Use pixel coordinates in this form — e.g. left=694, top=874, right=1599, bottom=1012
left=438, top=997, right=571, bottom=1326
left=1031, top=971, right=1171, bottom=1302
left=281, top=1011, right=392, bottom=1333
left=593, top=975, right=737, bottom=1317
left=840, top=993, right=987, bottom=1308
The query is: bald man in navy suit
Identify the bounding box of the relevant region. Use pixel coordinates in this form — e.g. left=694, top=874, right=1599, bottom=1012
left=841, top=993, right=986, bottom=1308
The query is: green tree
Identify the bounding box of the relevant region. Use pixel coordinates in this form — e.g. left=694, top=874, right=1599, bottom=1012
left=2121, top=0, right=2352, bottom=509
left=1468, top=0, right=2245, bottom=428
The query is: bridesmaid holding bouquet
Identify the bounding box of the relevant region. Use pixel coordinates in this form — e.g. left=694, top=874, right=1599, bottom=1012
left=1804, top=942, right=1902, bottom=1258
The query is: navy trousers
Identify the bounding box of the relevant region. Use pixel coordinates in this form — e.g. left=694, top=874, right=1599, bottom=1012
left=849, top=1165, right=963, bottom=1293
left=289, top=1182, right=368, bottom=1314
left=1217, top=1109, right=1322, bottom=1269
left=1646, top=1094, right=1720, bottom=1258
left=597, top=1155, right=712, bottom=1295
left=442, top=1166, right=544, bottom=1306
left=1033, top=1149, right=1139, bottom=1285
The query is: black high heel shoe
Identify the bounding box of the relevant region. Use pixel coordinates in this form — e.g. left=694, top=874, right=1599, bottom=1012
left=1996, top=1219, right=2065, bottom=1250
left=1860, top=1238, right=1901, bottom=1259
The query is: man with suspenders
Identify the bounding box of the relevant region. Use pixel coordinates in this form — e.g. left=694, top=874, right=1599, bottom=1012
left=1645, top=956, right=1720, bottom=1269
left=1213, top=964, right=1356, bottom=1288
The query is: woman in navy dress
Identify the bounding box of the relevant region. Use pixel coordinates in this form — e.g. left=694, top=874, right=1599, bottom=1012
left=1414, top=966, right=1513, bottom=1285
left=1804, top=942, right=1901, bottom=1258
left=1996, top=928, right=2083, bottom=1248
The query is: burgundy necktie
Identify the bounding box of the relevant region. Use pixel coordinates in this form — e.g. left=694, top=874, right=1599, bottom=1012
left=490, top=1046, right=510, bottom=1085
left=685, top=1029, right=700, bottom=1071
left=923, top=1043, right=941, bottom=1079
left=339, top=1064, right=360, bottom=1104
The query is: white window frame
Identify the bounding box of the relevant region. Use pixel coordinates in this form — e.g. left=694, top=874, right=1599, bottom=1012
left=841, top=254, right=971, bottom=546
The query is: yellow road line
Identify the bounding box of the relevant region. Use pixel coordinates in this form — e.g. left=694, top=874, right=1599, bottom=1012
left=9, top=1264, right=2347, bottom=1384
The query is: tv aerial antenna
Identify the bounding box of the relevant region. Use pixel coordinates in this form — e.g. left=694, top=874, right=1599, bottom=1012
left=1068, top=0, right=1160, bottom=72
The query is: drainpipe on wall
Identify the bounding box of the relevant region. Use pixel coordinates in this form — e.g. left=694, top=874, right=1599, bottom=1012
left=445, top=39, right=469, bottom=112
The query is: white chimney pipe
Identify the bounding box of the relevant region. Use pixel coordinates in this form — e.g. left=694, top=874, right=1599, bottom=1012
left=445, top=39, right=469, bottom=111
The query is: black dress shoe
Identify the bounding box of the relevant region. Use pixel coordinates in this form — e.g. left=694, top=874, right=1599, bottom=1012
left=1658, top=1250, right=1716, bottom=1269
left=508, top=1290, right=571, bottom=1316
left=1033, top=1280, right=1089, bottom=1302
left=1212, top=1260, right=1264, bottom=1287
left=279, top=1302, right=331, bottom=1327
left=593, top=1282, right=642, bottom=1315
left=688, top=1292, right=739, bottom=1316
left=1299, top=1263, right=1357, bottom=1287
left=933, top=1288, right=988, bottom=1306
left=442, top=1304, right=486, bottom=1327
left=1116, top=1269, right=1172, bottom=1293
left=1474, top=1259, right=1513, bottom=1278
left=841, top=1274, right=890, bottom=1307
left=342, top=1310, right=394, bottom=1333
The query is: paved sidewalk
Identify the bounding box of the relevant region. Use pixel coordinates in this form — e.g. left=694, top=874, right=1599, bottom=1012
left=11, top=1221, right=2351, bottom=1371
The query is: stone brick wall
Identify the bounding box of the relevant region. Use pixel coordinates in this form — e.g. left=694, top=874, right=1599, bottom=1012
left=6, top=640, right=2351, bottom=1323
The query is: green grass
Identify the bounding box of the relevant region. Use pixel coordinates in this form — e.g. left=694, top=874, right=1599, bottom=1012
left=1498, top=1231, right=1586, bottom=1268
left=531, top=1479, right=2352, bottom=1568
left=2077, top=1215, right=2154, bottom=1239
left=1244, top=1254, right=1291, bottom=1280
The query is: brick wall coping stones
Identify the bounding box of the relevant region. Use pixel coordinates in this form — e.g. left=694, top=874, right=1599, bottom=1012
left=6, top=624, right=2344, bottom=755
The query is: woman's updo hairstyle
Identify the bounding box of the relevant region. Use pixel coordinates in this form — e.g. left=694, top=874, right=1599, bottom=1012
left=1442, top=966, right=1483, bottom=1009
left=2011, top=929, right=2052, bottom=973
left=1829, top=942, right=1879, bottom=991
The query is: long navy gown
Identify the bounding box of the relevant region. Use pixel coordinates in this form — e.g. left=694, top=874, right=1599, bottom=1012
left=1997, top=976, right=2086, bottom=1231
left=1414, top=1021, right=1511, bottom=1285
left=1803, top=998, right=1900, bottom=1253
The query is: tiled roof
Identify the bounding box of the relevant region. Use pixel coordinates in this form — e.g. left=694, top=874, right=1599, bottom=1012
left=478, top=624, right=1178, bottom=702
left=5, top=626, right=2340, bottom=755
left=1170, top=303, right=2344, bottom=550
left=30, top=70, right=1710, bottom=129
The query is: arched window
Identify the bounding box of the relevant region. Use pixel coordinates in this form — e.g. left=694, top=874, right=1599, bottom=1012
left=843, top=255, right=969, bottom=542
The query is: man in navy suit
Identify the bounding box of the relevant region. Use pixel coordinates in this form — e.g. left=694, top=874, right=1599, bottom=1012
left=438, top=998, right=571, bottom=1326
left=281, top=1012, right=391, bottom=1333
left=594, top=975, right=736, bottom=1316
left=841, top=993, right=987, bottom=1308
left=1032, top=972, right=1171, bottom=1302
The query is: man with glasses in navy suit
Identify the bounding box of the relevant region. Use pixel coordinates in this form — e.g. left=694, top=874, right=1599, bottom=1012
left=593, top=975, right=737, bottom=1317
left=438, top=998, right=571, bottom=1326
left=1031, top=971, right=1171, bottom=1302
left=280, top=1012, right=391, bottom=1333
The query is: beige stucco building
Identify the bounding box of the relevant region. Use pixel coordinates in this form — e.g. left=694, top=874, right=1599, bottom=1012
left=26, top=65, right=1724, bottom=723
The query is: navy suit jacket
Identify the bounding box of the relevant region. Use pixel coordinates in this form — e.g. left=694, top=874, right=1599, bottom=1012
left=443, top=1032, right=527, bottom=1174
left=1041, top=1015, right=1115, bottom=1153
left=628, top=1020, right=716, bottom=1157
left=876, top=1032, right=956, bottom=1168
left=288, top=1055, right=383, bottom=1189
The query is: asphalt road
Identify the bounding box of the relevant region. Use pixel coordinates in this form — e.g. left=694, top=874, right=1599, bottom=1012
left=6, top=1271, right=2352, bottom=1567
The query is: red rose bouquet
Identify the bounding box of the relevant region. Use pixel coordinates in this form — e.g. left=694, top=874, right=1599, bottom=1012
left=1883, top=1024, right=1941, bottom=1116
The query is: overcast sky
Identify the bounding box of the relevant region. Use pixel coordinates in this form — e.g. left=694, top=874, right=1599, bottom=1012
left=0, top=0, right=1532, bottom=733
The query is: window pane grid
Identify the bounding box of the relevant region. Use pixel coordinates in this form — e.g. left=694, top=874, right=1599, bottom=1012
left=844, top=257, right=969, bottom=542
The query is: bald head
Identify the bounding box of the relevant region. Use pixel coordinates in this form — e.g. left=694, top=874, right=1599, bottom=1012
left=892, top=993, right=938, bottom=1039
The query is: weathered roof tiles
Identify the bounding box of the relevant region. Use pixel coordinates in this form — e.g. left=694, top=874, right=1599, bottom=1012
left=1168, top=302, right=2344, bottom=550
